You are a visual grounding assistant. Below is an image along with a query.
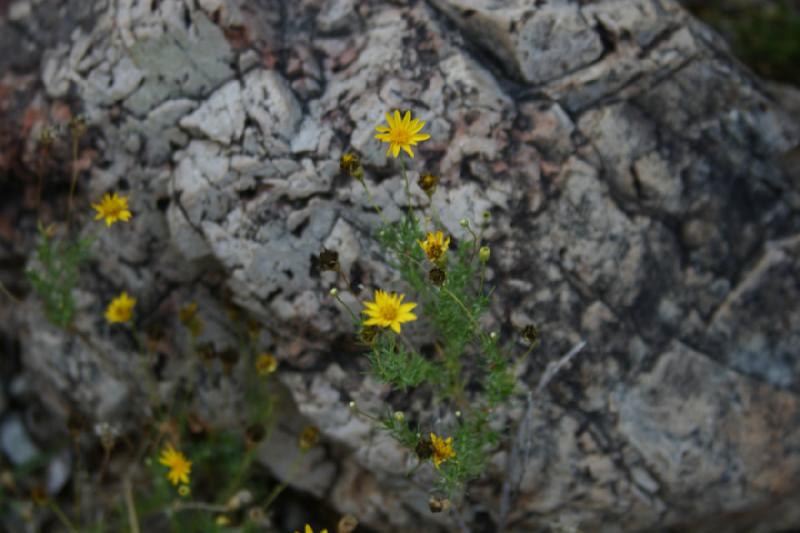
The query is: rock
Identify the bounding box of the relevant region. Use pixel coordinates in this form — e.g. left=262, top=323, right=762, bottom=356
left=179, top=80, right=245, bottom=145
left=0, top=414, right=40, bottom=466
left=1, top=0, right=800, bottom=531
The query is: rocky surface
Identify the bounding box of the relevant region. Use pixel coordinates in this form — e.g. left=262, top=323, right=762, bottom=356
left=1, top=0, right=800, bottom=531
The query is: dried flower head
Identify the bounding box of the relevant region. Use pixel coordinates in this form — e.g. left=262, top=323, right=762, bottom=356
left=418, top=172, right=439, bottom=197
left=430, top=432, right=456, bottom=468
left=105, top=291, right=136, bottom=324
left=299, top=426, right=320, bottom=451
left=318, top=248, right=340, bottom=272
left=220, top=347, right=240, bottom=373
left=374, top=110, right=431, bottom=158
left=256, top=353, right=278, bottom=376
left=158, top=443, right=192, bottom=486
left=30, top=487, right=48, bottom=506
left=522, top=324, right=540, bottom=346
left=428, top=267, right=446, bottom=286
left=339, top=152, right=363, bottom=179
left=92, top=192, right=132, bottom=227
left=362, top=289, right=418, bottom=334
left=418, top=231, right=450, bottom=263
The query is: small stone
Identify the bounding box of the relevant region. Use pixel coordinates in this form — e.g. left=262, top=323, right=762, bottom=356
left=1, top=415, right=40, bottom=466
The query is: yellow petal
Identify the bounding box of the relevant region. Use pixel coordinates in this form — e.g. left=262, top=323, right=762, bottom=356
left=402, top=110, right=411, bottom=127
left=385, top=112, right=394, bottom=128
left=411, top=120, right=426, bottom=133
left=390, top=321, right=401, bottom=334
left=402, top=145, right=415, bottom=158
left=392, top=144, right=401, bottom=158
left=393, top=110, right=402, bottom=127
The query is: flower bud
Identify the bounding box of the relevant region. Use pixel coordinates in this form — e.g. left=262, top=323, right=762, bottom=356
left=479, top=246, right=490, bottom=263
left=459, top=218, right=469, bottom=228
left=329, top=287, right=338, bottom=297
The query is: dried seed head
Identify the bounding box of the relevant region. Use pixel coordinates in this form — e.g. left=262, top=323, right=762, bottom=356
left=245, top=423, right=266, bottom=445
left=38, top=126, right=55, bottom=151
left=359, top=325, right=379, bottom=345
left=30, top=487, right=48, bottom=506
left=522, top=324, right=540, bottom=346
left=69, top=116, right=87, bottom=139
left=196, top=342, right=217, bottom=362
left=318, top=248, right=340, bottom=273
left=415, top=436, right=434, bottom=460
left=298, top=426, right=320, bottom=451
left=418, top=172, right=439, bottom=197
left=428, top=494, right=451, bottom=513
left=338, top=514, right=359, bottom=533
left=428, top=267, right=446, bottom=286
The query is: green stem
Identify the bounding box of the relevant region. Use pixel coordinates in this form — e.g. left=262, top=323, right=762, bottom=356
left=50, top=501, right=79, bottom=533
left=441, top=286, right=479, bottom=330
left=333, top=292, right=359, bottom=323
left=67, top=136, right=79, bottom=227
left=400, top=157, right=413, bottom=220
left=123, top=476, right=141, bottom=533
left=357, top=177, right=388, bottom=225
left=0, top=280, right=19, bottom=303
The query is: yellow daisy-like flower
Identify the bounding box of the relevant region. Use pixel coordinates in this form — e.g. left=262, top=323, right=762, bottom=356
left=92, top=192, right=132, bottom=227
left=158, top=443, right=192, bottom=486
left=104, top=291, right=136, bottom=324
left=417, top=231, right=450, bottom=263
left=374, top=110, right=431, bottom=158
left=296, top=525, right=328, bottom=533
left=362, top=289, right=417, bottom=334
left=255, top=353, right=278, bottom=376
left=430, top=433, right=455, bottom=468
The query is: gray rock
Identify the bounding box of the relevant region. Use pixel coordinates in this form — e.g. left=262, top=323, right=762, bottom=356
left=1, top=414, right=40, bottom=466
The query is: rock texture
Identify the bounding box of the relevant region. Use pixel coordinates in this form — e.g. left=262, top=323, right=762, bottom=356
left=1, top=0, right=800, bottom=531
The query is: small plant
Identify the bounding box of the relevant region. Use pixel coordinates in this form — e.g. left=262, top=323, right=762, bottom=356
left=25, top=224, right=93, bottom=328
left=331, top=109, right=539, bottom=501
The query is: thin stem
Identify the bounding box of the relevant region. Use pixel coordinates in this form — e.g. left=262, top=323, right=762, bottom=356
left=123, top=476, right=141, bottom=533
left=173, top=501, right=229, bottom=513
left=0, top=280, right=20, bottom=304
left=400, top=157, right=413, bottom=220
left=67, top=135, right=79, bottom=226
left=333, top=292, right=359, bottom=323
left=441, top=286, right=479, bottom=329
left=357, top=177, right=388, bottom=225
left=49, top=501, right=79, bottom=533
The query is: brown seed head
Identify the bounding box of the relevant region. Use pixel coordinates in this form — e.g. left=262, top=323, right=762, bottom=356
left=429, top=267, right=446, bottom=286
left=318, top=248, right=340, bottom=272
left=299, top=426, right=320, bottom=451
left=418, top=172, right=439, bottom=196
left=522, top=324, right=540, bottom=346
left=415, top=436, right=434, bottom=460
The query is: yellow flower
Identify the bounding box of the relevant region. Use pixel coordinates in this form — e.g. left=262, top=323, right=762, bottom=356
left=105, top=292, right=136, bottom=324
left=374, top=110, right=431, bottom=158
left=430, top=432, right=455, bottom=468
left=296, top=525, right=328, bottom=533
left=158, top=443, right=192, bottom=486
left=417, top=231, right=450, bottom=263
left=362, top=289, right=417, bottom=334
left=255, top=353, right=278, bottom=375
left=92, top=192, right=132, bottom=227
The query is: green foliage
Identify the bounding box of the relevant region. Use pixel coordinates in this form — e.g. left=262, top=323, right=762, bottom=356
left=690, top=1, right=800, bottom=84
left=26, top=226, right=93, bottom=328
left=369, top=332, right=435, bottom=391
left=360, top=180, right=530, bottom=496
